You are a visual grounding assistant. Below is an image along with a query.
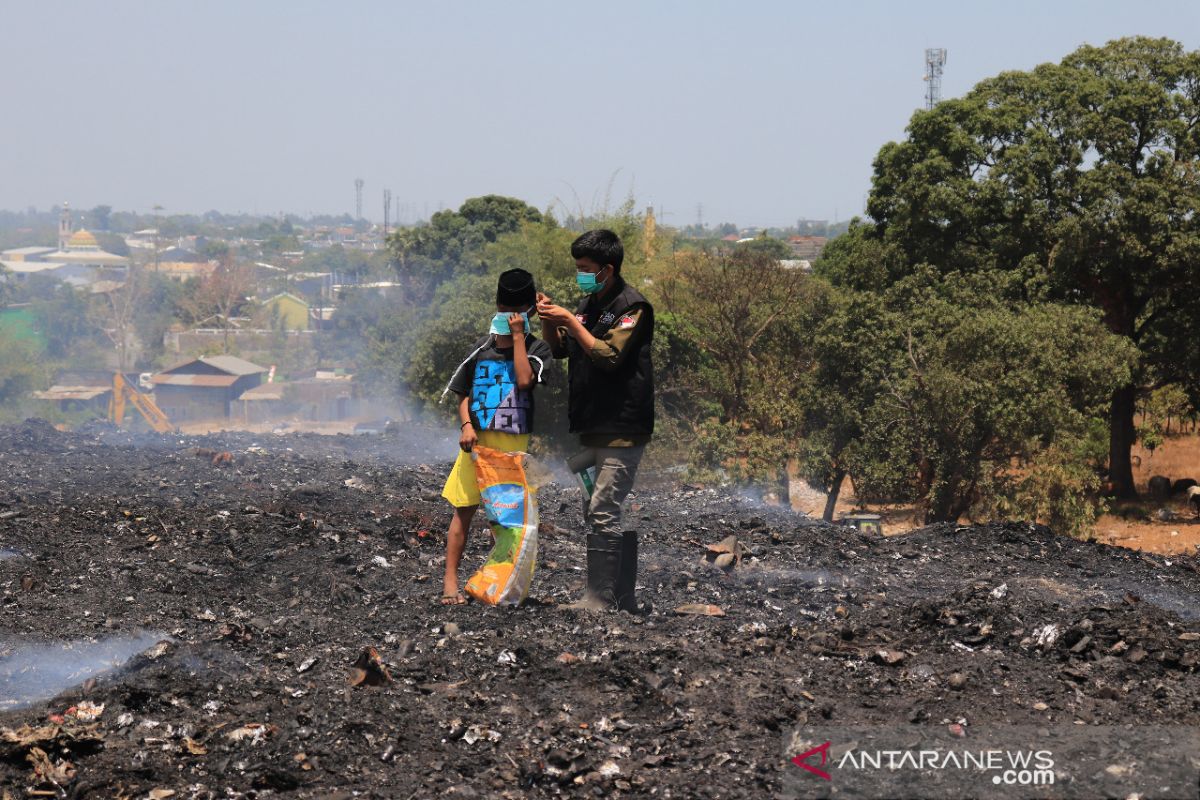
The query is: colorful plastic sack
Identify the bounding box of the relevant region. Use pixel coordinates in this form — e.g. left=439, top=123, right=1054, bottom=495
left=464, top=445, right=539, bottom=606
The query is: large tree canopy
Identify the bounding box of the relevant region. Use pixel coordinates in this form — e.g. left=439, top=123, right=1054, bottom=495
left=821, top=36, right=1200, bottom=497
left=387, top=195, right=543, bottom=300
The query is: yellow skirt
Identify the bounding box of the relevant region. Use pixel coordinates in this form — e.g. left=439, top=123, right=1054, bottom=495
left=441, top=430, right=530, bottom=508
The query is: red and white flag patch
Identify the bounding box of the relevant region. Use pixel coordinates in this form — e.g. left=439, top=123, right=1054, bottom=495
left=616, top=315, right=637, bottom=330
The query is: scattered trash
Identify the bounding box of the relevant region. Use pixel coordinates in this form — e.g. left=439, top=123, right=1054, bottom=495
left=225, top=723, right=278, bottom=745
left=870, top=649, right=906, bottom=666
left=1032, top=623, right=1060, bottom=647
left=182, top=737, right=208, bottom=755
left=462, top=725, right=501, bottom=745
left=556, top=652, right=580, bottom=665
left=703, top=535, right=747, bottom=570
left=372, top=555, right=392, bottom=568
left=674, top=604, right=726, bottom=617
left=297, top=656, right=319, bottom=674
left=348, top=647, right=392, bottom=687
left=990, top=583, right=1008, bottom=599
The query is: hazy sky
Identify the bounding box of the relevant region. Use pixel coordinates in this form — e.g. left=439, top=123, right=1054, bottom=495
left=3, top=1, right=1198, bottom=227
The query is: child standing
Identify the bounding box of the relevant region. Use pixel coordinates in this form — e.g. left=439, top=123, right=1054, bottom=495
left=439, top=268, right=553, bottom=604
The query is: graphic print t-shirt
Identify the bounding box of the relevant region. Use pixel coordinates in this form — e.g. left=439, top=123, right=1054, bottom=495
left=447, top=335, right=553, bottom=435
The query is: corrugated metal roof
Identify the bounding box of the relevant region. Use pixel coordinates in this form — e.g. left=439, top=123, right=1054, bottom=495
left=240, top=383, right=286, bottom=401
left=152, top=373, right=239, bottom=388
left=2, top=260, right=68, bottom=273
left=1, top=246, right=57, bottom=257
left=199, top=355, right=266, bottom=376
left=32, top=386, right=110, bottom=401
left=160, top=355, right=266, bottom=377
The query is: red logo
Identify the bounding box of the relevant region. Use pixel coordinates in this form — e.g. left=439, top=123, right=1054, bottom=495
left=616, top=315, right=637, bottom=329
left=575, top=314, right=587, bottom=324
left=792, top=741, right=832, bottom=781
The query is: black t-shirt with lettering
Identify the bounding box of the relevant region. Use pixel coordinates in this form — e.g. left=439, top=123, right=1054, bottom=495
left=447, top=334, right=554, bottom=435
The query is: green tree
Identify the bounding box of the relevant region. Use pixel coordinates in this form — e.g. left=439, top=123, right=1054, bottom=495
left=0, top=333, right=44, bottom=418
left=849, top=270, right=1135, bottom=530
left=825, top=36, right=1200, bottom=499
left=387, top=195, right=542, bottom=301
left=735, top=232, right=792, bottom=260
left=657, top=249, right=816, bottom=488
left=31, top=284, right=93, bottom=360
left=88, top=205, right=112, bottom=231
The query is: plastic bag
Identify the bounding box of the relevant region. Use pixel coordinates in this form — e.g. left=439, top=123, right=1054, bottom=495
left=464, top=445, right=539, bottom=606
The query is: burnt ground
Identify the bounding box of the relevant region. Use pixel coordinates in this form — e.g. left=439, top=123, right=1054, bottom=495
left=2, top=419, right=1200, bottom=798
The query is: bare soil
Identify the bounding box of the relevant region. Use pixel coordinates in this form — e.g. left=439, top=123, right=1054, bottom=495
left=790, top=433, right=1200, bottom=555
left=3, top=420, right=1200, bottom=797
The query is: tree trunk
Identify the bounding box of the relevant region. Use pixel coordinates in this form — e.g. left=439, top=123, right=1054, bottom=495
left=822, top=469, right=847, bottom=522
left=1109, top=384, right=1138, bottom=499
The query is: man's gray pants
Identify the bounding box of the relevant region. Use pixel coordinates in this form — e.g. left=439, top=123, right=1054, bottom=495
left=583, top=445, right=646, bottom=536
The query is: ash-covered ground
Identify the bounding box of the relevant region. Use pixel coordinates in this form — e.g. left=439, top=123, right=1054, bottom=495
left=2, top=419, right=1200, bottom=798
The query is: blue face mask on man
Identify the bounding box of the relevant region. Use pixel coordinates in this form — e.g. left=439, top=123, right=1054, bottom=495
left=489, top=311, right=531, bottom=336
left=576, top=265, right=609, bottom=294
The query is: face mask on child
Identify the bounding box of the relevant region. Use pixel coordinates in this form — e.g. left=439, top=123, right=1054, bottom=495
left=489, top=311, right=531, bottom=336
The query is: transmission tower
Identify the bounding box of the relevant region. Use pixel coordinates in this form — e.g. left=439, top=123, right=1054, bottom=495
left=924, top=48, right=947, bottom=110
left=383, top=189, right=392, bottom=237
left=355, top=178, right=364, bottom=220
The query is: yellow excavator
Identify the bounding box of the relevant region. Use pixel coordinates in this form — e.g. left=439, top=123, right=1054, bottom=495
left=108, top=373, right=174, bottom=433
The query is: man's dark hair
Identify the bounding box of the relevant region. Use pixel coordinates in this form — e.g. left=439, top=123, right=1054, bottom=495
left=571, top=229, right=624, bottom=273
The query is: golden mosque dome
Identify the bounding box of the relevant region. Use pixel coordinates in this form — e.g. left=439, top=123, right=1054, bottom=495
left=67, top=229, right=100, bottom=249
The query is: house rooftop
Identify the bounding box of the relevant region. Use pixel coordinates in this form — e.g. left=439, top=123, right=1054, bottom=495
left=162, top=355, right=267, bottom=377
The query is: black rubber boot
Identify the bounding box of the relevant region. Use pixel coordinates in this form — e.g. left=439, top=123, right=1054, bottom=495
left=563, top=532, right=621, bottom=611
left=615, top=530, right=642, bottom=614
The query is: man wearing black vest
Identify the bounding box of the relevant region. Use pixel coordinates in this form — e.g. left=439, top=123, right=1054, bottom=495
left=536, top=229, right=654, bottom=613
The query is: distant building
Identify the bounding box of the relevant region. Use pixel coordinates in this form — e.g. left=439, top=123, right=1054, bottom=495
left=0, top=246, right=57, bottom=262
left=31, top=371, right=129, bottom=416
left=35, top=227, right=130, bottom=286
left=152, top=247, right=216, bottom=282
left=778, top=259, right=813, bottom=272
left=1, top=223, right=132, bottom=287
left=152, top=355, right=266, bottom=421
left=788, top=236, right=828, bottom=261
left=308, top=306, right=337, bottom=331
left=260, top=292, right=310, bottom=331
left=238, top=372, right=358, bottom=423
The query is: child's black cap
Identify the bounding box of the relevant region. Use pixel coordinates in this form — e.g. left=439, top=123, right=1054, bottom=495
left=496, top=268, right=536, bottom=307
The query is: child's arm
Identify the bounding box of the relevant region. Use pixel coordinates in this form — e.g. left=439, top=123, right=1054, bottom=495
left=458, top=394, right=477, bottom=452
left=508, top=313, right=535, bottom=390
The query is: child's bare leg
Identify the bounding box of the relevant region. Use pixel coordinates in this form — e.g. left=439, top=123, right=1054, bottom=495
left=442, top=505, right=477, bottom=603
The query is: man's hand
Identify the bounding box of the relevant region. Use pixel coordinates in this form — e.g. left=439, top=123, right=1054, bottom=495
left=459, top=423, right=477, bottom=452
left=507, top=312, right=525, bottom=336
left=535, top=301, right=575, bottom=328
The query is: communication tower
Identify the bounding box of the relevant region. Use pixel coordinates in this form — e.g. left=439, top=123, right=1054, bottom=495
left=924, top=48, right=947, bottom=110
left=355, top=178, right=364, bottom=220
left=383, top=189, right=392, bottom=237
